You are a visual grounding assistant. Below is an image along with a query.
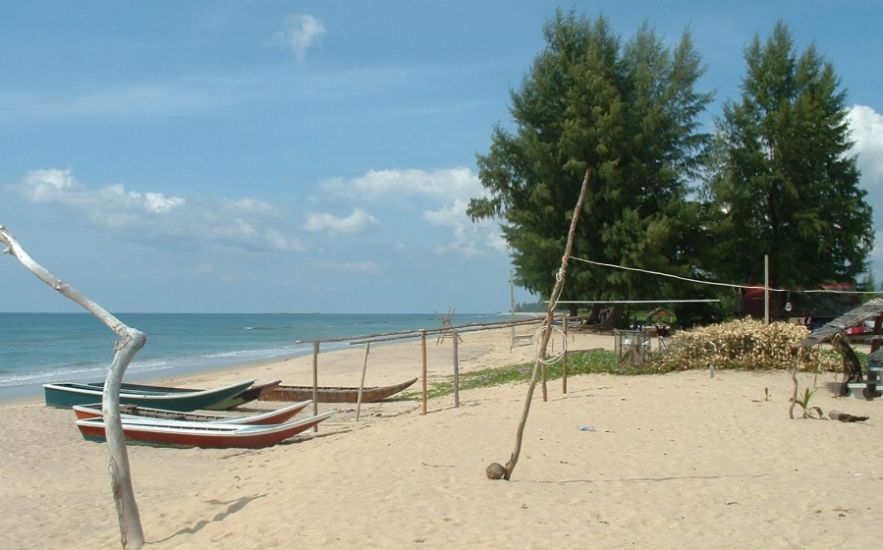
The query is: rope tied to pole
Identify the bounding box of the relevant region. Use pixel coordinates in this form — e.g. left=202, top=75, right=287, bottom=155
left=534, top=322, right=567, bottom=365
left=486, top=168, right=592, bottom=481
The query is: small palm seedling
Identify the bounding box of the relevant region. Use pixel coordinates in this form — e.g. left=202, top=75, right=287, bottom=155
left=794, top=387, right=823, bottom=419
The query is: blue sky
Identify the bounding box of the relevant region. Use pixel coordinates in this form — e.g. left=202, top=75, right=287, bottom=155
left=2, top=1, right=882, bottom=314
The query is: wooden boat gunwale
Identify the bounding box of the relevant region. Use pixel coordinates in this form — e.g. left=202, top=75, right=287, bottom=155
left=72, top=399, right=312, bottom=426
left=259, top=377, right=418, bottom=403
left=43, top=379, right=256, bottom=411
left=75, top=410, right=335, bottom=448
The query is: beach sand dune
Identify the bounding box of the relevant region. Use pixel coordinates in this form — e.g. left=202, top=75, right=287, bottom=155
left=2, top=329, right=881, bottom=549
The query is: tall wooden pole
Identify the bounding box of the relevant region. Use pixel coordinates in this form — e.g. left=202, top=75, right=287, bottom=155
left=872, top=315, right=883, bottom=354
left=312, top=341, right=319, bottom=432
left=562, top=317, right=569, bottom=394
left=510, top=271, right=516, bottom=350
left=421, top=330, right=428, bottom=415
left=486, top=169, right=591, bottom=481
left=764, top=254, right=770, bottom=324
left=355, top=342, right=370, bottom=422
left=453, top=331, right=460, bottom=408
left=1, top=226, right=144, bottom=549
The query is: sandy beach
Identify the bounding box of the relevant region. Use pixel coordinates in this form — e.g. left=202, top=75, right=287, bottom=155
left=2, top=327, right=882, bottom=549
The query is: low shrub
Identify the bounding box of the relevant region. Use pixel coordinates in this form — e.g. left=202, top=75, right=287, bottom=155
left=650, top=318, right=840, bottom=372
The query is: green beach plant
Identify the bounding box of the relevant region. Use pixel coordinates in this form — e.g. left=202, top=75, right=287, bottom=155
left=396, top=349, right=621, bottom=401
left=793, top=387, right=823, bottom=419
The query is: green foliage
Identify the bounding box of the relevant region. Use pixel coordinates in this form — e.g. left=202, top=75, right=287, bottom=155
left=794, top=387, right=823, bottom=419
left=394, top=328, right=862, bottom=401
left=469, top=10, right=712, bottom=304
left=794, top=387, right=813, bottom=409
left=397, top=349, right=687, bottom=401
left=704, top=21, right=873, bottom=288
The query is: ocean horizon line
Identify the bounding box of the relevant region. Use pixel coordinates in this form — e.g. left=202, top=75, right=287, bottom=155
left=0, top=312, right=503, bottom=401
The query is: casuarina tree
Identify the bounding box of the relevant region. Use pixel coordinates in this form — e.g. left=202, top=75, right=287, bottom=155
left=705, top=21, right=873, bottom=289
left=469, top=11, right=712, bottom=319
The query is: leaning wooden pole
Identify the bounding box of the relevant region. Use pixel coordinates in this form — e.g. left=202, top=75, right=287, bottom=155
left=421, top=330, right=428, bottom=415
left=453, top=331, right=460, bottom=408
left=312, top=341, right=320, bottom=433
left=562, top=316, right=569, bottom=394
left=486, top=169, right=591, bottom=481
left=0, top=226, right=144, bottom=549
left=355, top=342, right=371, bottom=422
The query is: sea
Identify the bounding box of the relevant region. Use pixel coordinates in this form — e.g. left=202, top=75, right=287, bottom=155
left=0, top=312, right=498, bottom=401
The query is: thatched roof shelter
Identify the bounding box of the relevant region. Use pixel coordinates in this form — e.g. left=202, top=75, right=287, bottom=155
left=799, top=298, right=883, bottom=348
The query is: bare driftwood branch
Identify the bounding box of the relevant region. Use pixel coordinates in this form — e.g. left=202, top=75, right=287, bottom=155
left=0, top=225, right=145, bottom=549
left=486, top=169, right=591, bottom=481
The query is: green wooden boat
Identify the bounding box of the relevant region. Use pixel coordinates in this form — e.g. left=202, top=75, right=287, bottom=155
left=43, top=379, right=256, bottom=411
left=80, top=379, right=281, bottom=410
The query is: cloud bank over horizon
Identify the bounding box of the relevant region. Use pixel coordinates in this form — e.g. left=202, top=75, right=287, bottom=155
left=14, top=168, right=306, bottom=253
left=848, top=104, right=883, bottom=277
left=11, top=164, right=509, bottom=263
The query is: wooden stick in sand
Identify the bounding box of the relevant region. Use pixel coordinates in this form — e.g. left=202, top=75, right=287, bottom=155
left=356, top=342, right=370, bottom=422
left=1, top=225, right=145, bottom=549
left=486, top=169, right=591, bottom=481
left=421, top=330, right=428, bottom=415
left=453, top=330, right=460, bottom=408
left=312, top=341, right=320, bottom=432
left=562, top=316, right=569, bottom=394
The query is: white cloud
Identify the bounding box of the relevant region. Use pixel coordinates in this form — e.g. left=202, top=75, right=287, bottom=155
left=22, top=170, right=186, bottom=221
left=277, top=15, right=326, bottom=61
left=321, top=167, right=482, bottom=203
left=423, top=198, right=506, bottom=257
left=320, top=166, right=505, bottom=258
left=304, top=207, right=379, bottom=235
left=849, top=104, right=883, bottom=185
left=16, top=168, right=305, bottom=253
left=225, top=197, right=282, bottom=216
left=20, top=168, right=79, bottom=201
left=848, top=105, right=883, bottom=279
left=308, top=260, right=382, bottom=273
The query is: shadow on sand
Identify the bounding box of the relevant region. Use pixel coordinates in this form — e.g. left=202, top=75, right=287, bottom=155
left=151, top=493, right=267, bottom=544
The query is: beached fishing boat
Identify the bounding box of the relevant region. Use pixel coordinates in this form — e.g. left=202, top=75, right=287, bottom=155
left=72, top=399, right=311, bottom=426
left=82, top=379, right=282, bottom=410
left=75, top=410, right=334, bottom=449
left=259, top=377, right=418, bottom=403
left=43, top=379, right=256, bottom=411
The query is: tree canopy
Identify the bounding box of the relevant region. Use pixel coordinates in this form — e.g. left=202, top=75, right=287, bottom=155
left=469, top=11, right=712, bottom=308
left=704, top=21, right=873, bottom=288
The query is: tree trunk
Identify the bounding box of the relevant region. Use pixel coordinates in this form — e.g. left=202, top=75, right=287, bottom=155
left=1, top=225, right=145, bottom=549
left=602, top=304, right=624, bottom=329
left=587, top=304, right=602, bottom=324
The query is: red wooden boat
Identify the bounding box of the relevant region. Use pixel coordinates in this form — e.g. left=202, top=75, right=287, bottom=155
left=72, top=400, right=311, bottom=426
left=75, top=410, right=334, bottom=449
